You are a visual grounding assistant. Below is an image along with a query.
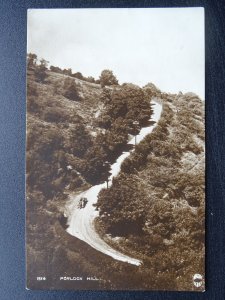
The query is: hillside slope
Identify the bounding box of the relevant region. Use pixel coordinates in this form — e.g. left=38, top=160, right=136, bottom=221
left=97, top=91, right=205, bottom=290
left=26, top=62, right=204, bottom=290
left=26, top=66, right=157, bottom=289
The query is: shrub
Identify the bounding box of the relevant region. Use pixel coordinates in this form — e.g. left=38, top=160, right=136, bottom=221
left=43, top=107, right=65, bottom=123
left=63, top=78, right=80, bottom=101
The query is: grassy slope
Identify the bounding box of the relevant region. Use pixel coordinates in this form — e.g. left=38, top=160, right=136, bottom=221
left=27, top=69, right=103, bottom=136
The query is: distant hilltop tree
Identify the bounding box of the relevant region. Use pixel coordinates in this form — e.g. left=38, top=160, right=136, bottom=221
left=86, top=76, right=95, bottom=83
left=43, top=56, right=100, bottom=84
left=49, top=63, right=99, bottom=84
left=99, top=69, right=119, bottom=88
left=144, top=82, right=161, bottom=93
left=50, top=65, right=63, bottom=74
left=71, top=72, right=84, bottom=80
left=63, top=68, right=72, bottom=76
left=34, top=58, right=49, bottom=83
left=143, top=82, right=161, bottom=98
left=27, top=53, right=37, bottom=69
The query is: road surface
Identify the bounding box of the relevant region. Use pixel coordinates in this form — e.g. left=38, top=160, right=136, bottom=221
left=66, top=99, right=162, bottom=266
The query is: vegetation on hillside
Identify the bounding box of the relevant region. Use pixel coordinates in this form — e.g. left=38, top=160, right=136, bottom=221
left=96, top=93, right=205, bottom=290
left=26, top=53, right=204, bottom=291
left=26, top=54, right=160, bottom=289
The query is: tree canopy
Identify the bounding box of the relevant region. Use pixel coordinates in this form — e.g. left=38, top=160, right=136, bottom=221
left=99, top=69, right=119, bottom=87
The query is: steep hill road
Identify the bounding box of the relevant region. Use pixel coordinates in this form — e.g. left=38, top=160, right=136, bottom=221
left=66, top=99, right=163, bottom=266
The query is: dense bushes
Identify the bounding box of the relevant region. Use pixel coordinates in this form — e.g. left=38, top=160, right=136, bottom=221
left=96, top=93, right=205, bottom=289
left=99, top=83, right=152, bottom=128
left=94, top=84, right=152, bottom=163
left=97, top=174, right=147, bottom=236
left=68, top=123, right=93, bottom=157
left=82, top=145, right=110, bottom=184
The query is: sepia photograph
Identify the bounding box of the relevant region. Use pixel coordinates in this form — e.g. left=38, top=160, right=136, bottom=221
left=26, top=8, right=205, bottom=291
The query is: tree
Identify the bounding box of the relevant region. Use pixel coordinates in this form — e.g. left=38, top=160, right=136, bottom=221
left=83, top=145, right=109, bottom=184
left=97, top=174, right=147, bottom=235
left=86, top=76, right=95, bottom=83
left=26, top=126, right=64, bottom=196
left=143, top=82, right=161, bottom=98
left=34, top=59, right=49, bottom=83
left=71, top=72, right=83, bottom=80
left=104, top=118, right=128, bottom=153
left=27, top=53, right=37, bottom=69
left=99, top=69, right=118, bottom=87
left=63, top=68, right=72, bottom=76
left=69, top=123, right=92, bottom=157
left=50, top=65, right=63, bottom=74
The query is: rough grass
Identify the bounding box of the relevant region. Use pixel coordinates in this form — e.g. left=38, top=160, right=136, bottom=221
left=27, top=69, right=104, bottom=135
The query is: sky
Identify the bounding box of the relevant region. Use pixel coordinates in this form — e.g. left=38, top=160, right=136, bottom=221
left=27, top=8, right=205, bottom=99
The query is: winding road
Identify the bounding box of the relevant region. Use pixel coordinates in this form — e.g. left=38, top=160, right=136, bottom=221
left=66, top=99, right=162, bottom=266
